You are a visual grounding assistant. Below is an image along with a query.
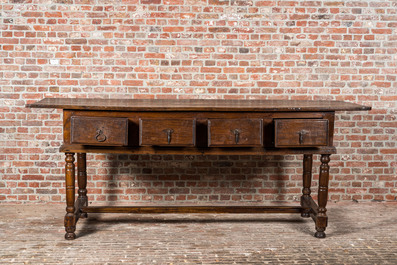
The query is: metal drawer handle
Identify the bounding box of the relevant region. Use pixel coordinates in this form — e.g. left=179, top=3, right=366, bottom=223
left=162, top=129, right=174, bottom=144
left=231, top=129, right=240, bottom=144
left=298, top=130, right=309, bottom=144
left=95, top=129, right=107, bottom=142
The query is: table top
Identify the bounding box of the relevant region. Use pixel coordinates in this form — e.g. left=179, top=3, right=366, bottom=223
left=26, top=98, right=371, bottom=112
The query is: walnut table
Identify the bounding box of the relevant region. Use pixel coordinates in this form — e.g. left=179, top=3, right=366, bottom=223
left=27, top=98, right=371, bottom=240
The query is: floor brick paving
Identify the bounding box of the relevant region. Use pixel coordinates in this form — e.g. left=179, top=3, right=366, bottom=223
left=1, top=202, right=396, bottom=264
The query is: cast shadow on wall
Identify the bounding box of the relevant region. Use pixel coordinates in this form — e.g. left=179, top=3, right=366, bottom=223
left=87, top=153, right=307, bottom=206
left=76, top=153, right=321, bottom=237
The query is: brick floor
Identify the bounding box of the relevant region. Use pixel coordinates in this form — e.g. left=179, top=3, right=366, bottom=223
left=0, top=202, right=396, bottom=264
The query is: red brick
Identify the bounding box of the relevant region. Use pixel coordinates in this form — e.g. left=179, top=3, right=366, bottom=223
left=141, top=0, right=161, bottom=3
left=209, top=27, right=230, bottom=33
left=257, top=81, right=278, bottom=87
left=144, top=53, right=165, bottom=59
left=22, top=12, right=43, bottom=17
left=256, top=1, right=276, bottom=6
left=163, top=27, right=184, bottom=32
left=314, top=41, right=335, bottom=47
left=208, top=0, right=230, bottom=5
left=45, top=12, right=63, bottom=18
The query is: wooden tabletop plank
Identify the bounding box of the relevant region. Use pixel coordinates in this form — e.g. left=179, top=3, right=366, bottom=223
left=59, top=144, right=337, bottom=155
left=26, top=98, right=371, bottom=112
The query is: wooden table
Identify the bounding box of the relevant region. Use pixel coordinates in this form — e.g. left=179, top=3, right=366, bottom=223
left=27, top=98, right=371, bottom=240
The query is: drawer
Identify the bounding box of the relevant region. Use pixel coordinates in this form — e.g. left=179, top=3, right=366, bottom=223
left=274, top=119, right=328, bottom=147
left=208, top=119, right=263, bottom=147
left=139, top=118, right=196, bottom=146
left=71, top=116, right=128, bottom=146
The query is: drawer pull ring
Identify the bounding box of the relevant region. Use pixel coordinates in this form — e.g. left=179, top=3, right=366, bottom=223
left=163, top=129, right=174, bottom=144
left=231, top=129, right=240, bottom=144
left=298, top=130, right=309, bottom=144
left=95, top=129, right=107, bottom=142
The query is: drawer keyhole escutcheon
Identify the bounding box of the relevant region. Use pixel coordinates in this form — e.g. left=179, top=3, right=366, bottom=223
left=163, top=129, right=174, bottom=144
left=298, top=130, right=309, bottom=144
left=231, top=129, right=241, bottom=144
left=95, top=129, right=107, bottom=142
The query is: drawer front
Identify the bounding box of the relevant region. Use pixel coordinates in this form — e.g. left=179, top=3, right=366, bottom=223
left=71, top=116, right=128, bottom=146
left=208, top=119, right=263, bottom=147
left=275, top=119, right=328, bottom=147
left=139, top=119, right=196, bottom=146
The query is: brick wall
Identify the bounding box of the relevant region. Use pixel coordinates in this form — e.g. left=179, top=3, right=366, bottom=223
left=0, top=0, right=396, bottom=203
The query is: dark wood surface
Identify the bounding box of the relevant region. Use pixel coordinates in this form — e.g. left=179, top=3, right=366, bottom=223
left=274, top=119, right=329, bottom=147
left=59, top=144, right=337, bottom=155
left=301, top=154, right=313, bottom=218
left=61, top=109, right=336, bottom=152
left=26, top=98, right=371, bottom=112
left=82, top=206, right=303, bottom=214
left=71, top=116, right=129, bottom=146
left=139, top=118, right=196, bottom=146
left=208, top=119, right=263, bottom=147
left=25, top=98, right=371, bottom=240
left=315, top=154, right=331, bottom=238
left=64, top=153, right=76, bottom=240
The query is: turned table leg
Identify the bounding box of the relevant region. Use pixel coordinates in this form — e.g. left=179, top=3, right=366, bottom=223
left=64, top=152, right=76, bottom=240
left=315, top=154, right=331, bottom=238
left=77, top=153, right=88, bottom=218
left=301, top=154, right=313, bottom=218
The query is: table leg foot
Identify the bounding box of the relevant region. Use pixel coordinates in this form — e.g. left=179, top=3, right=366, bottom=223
left=65, top=232, right=76, bottom=240
left=64, top=212, right=76, bottom=240
left=314, top=230, right=326, bottom=238
left=301, top=212, right=310, bottom=218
